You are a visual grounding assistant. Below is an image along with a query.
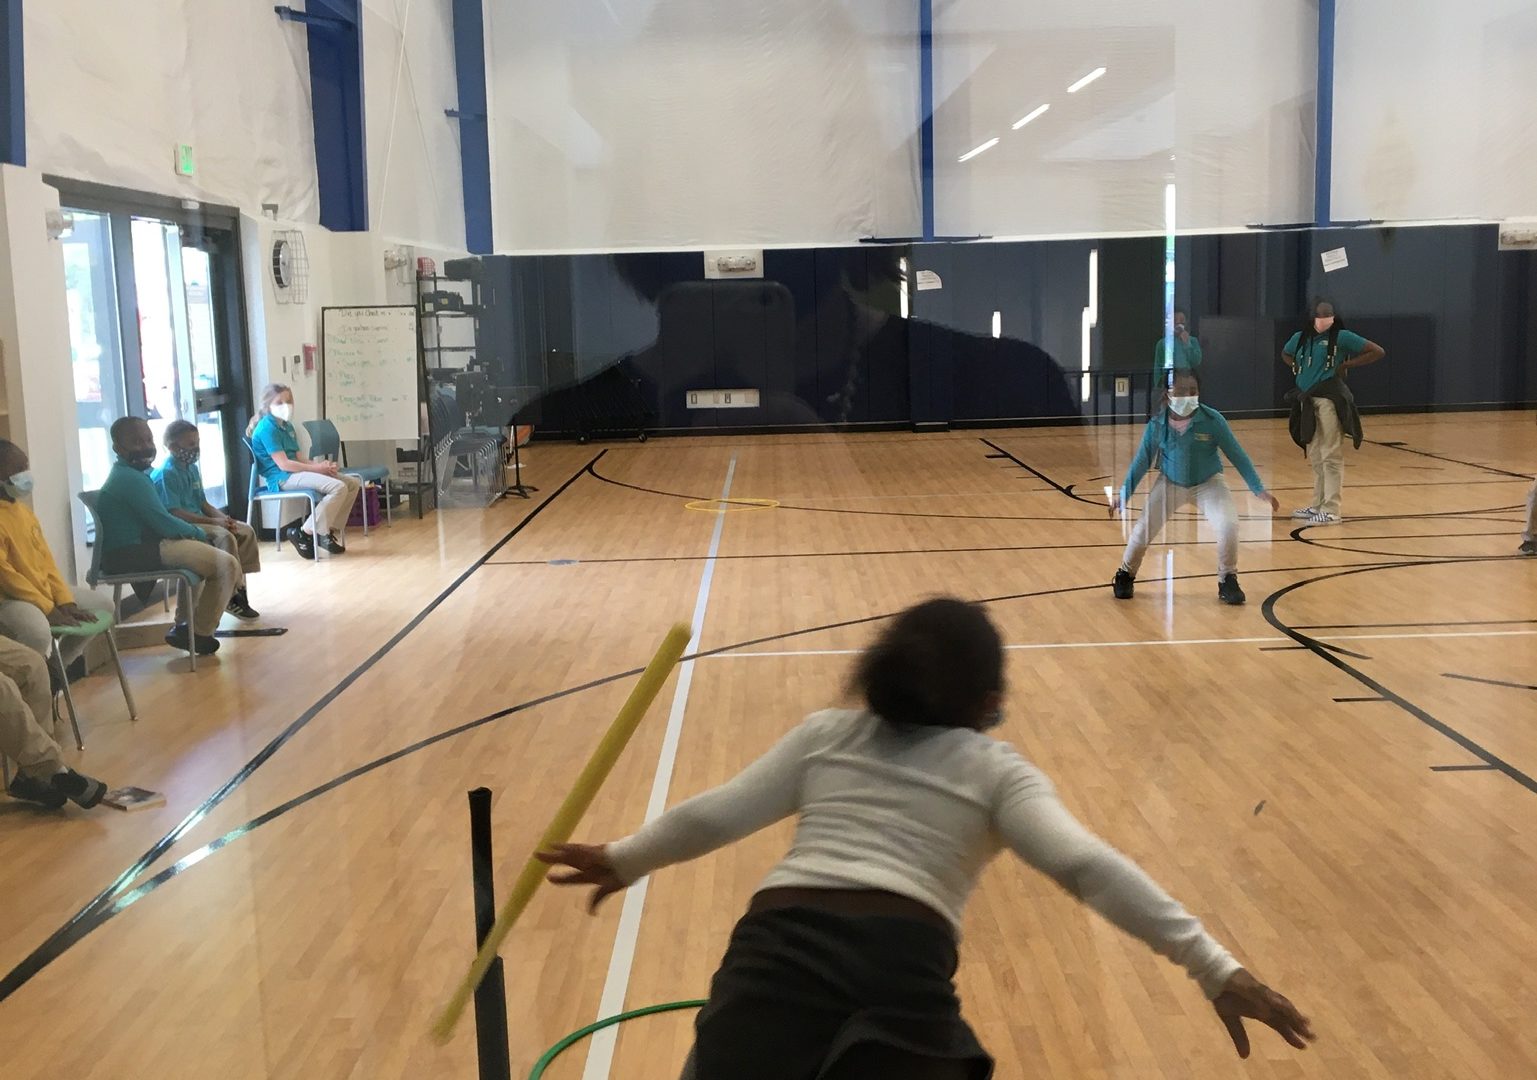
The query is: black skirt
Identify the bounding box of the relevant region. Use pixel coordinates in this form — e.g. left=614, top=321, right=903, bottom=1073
left=683, top=906, right=993, bottom=1080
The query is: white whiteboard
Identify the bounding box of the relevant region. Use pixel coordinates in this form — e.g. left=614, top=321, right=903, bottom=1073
left=321, top=306, right=421, bottom=442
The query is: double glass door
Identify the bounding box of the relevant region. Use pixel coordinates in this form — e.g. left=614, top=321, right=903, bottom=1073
left=60, top=199, right=247, bottom=511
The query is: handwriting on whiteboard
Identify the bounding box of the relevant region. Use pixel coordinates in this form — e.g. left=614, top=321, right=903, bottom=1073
left=323, top=306, right=419, bottom=440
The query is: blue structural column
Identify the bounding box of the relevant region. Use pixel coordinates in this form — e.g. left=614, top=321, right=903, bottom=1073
left=918, top=0, right=935, bottom=241
left=2, top=0, right=23, bottom=166
left=448, top=0, right=493, bottom=254
left=278, top=2, right=368, bottom=231
left=1314, top=0, right=1335, bottom=226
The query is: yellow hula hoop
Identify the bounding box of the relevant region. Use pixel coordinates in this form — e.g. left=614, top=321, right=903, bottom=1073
left=683, top=497, right=780, bottom=513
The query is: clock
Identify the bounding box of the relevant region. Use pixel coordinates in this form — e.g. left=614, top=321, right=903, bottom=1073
left=272, top=237, right=294, bottom=288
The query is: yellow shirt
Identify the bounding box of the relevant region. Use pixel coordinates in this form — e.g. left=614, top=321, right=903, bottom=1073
left=0, top=498, right=73, bottom=613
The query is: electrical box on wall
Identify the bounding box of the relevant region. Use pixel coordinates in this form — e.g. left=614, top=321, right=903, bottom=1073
left=703, top=250, right=764, bottom=279
left=685, top=388, right=760, bottom=409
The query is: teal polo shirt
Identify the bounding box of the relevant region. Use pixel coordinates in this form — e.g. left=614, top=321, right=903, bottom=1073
left=152, top=459, right=206, bottom=516
left=1152, top=335, right=1202, bottom=387
left=1284, top=329, right=1369, bottom=392
left=1120, top=405, right=1266, bottom=503
left=250, top=415, right=300, bottom=493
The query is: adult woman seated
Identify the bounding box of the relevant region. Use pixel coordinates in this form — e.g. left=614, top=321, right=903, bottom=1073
left=246, top=384, right=362, bottom=560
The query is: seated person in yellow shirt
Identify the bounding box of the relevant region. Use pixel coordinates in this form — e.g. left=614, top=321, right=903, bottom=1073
left=0, top=440, right=115, bottom=677
left=153, top=421, right=260, bottom=620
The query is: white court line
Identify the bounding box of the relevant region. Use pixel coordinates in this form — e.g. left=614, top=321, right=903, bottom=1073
left=581, top=456, right=735, bottom=1080
left=710, top=628, right=1537, bottom=659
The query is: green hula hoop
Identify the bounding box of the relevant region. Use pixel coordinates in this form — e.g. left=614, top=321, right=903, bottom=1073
left=527, top=999, right=707, bottom=1079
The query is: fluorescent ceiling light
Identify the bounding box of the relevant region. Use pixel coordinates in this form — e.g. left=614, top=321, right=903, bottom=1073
left=958, top=137, right=1000, bottom=163
left=1067, top=67, right=1106, bottom=93
left=1012, top=103, right=1050, bottom=130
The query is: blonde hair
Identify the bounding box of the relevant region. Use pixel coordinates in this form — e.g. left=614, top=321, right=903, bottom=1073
left=247, top=383, right=292, bottom=437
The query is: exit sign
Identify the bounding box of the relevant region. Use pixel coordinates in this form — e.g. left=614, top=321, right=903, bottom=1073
left=175, top=144, right=196, bottom=177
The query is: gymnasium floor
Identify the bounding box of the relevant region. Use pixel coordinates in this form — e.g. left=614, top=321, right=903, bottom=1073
left=1, top=412, right=1534, bottom=1080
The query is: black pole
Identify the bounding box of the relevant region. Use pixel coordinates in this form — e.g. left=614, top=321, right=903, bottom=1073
left=468, top=788, right=513, bottom=1080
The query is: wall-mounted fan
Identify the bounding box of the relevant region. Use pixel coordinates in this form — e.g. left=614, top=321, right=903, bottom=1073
left=271, top=229, right=310, bottom=304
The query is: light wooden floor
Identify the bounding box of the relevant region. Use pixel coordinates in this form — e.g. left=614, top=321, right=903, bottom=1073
left=1, top=413, right=1535, bottom=1080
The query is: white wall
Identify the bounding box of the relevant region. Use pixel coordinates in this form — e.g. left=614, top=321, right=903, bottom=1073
left=364, top=0, right=467, bottom=250
left=0, top=166, right=91, bottom=586
left=25, top=0, right=319, bottom=221
left=487, top=0, right=922, bottom=250
left=1333, top=0, right=1537, bottom=222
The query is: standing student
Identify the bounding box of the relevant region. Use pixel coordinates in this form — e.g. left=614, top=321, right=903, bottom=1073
left=539, top=599, right=1314, bottom=1080
left=247, top=384, right=361, bottom=560
left=154, top=421, right=260, bottom=620
left=1153, top=307, right=1202, bottom=391
left=1521, top=479, right=1536, bottom=556
left=1282, top=299, right=1385, bottom=524
left=1110, top=369, right=1280, bottom=606
left=0, top=439, right=115, bottom=669
left=98, top=417, right=240, bottom=656
left=0, top=635, right=106, bottom=809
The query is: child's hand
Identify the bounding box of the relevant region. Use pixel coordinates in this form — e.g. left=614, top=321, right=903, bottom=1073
left=1212, top=969, right=1315, bottom=1058
left=537, top=843, right=626, bottom=913
left=1108, top=493, right=1123, bottom=517
left=1259, top=491, right=1281, bottom=514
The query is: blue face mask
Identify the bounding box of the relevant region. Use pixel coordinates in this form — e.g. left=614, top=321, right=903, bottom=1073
left=3, top=470, right=34, bottom=497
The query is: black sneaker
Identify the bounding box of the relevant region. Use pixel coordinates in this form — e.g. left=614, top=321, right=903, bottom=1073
left=285, top=525, right=316, bottom=560
left=319, top=533, right=346, bottom=556
left=8, top=771, right=67, bottom=809
left=226, top=589, right=260, bottom=621
left=1520, top=540, right=1537, bottom=556
left=194, top=634, right=220, bottom=656
left=50, top=767, right=107, bottom=809
left=1112, top=569, right=1135, bottom=600
left=1218, top=574, right=1246, bottom=605
left=165, top=623, right=193, bottom=653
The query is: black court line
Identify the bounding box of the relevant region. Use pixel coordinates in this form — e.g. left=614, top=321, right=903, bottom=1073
left=1430, top=764, right=1500, bottom=773
left=0, top=450, right=604, bottom=1005
left=0, top=556, right=1406, bottom=1002
left=1260, top=642, right=1372, bottom=659
left=1366, top=439, right=1535, bottom=481
left=1442, top=672, right=1537, bottom=693
left=1334, top=696, right=1390, bottom=703
left=1260, top=558, right=1537, bottom=797
left=978, top=437, right=1105, bottom=506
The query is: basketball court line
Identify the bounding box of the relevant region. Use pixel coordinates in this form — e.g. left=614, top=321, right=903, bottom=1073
left=582, top=456, right=736, bottom=1080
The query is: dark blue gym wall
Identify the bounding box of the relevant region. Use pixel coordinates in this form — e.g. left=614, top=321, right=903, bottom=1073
left=475, top=223, right=1536, bottom=437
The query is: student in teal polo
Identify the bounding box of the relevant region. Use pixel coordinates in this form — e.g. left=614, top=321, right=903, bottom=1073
left=1281, top=298, right=1385, bottom=524
left=246, top=384, right=361, bottom=560
left=1152, top=308, right=1202, bottom=391
left=98, top=417, right=241, bottom=655
left=154, top=420, right=260, bottom=620
left=1109, top=369, right=1280, bottom=605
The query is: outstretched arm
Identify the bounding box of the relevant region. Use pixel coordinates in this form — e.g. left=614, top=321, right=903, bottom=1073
left=540, top=716, right=822, bottom=909
left=1112, top=421, right=1158, bottom=515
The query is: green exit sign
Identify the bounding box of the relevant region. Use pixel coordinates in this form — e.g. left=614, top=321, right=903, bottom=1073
left=175, top=144, right=195, bottom=177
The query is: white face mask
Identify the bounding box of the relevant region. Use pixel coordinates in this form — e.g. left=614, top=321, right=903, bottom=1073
left=1314, top=316, right=1335, bottom=333
left=1168, top=395, right=1199, bottom=418
left=4, top=470, right=34, bottom=496
left=270, top=403, right=294, bottom=422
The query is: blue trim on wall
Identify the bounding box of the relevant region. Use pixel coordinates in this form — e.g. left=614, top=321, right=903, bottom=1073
left=286, top=0, right=368, bottom=231
left=919, top=0, right=935, bottom=242
left=449, top=0, right=493, bottom=254
left=2, top=0, right=23, bottom=166
left=1314, top=0, right=1335, bottom=226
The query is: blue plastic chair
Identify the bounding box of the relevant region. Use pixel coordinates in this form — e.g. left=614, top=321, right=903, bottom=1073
left=79, top=490, right=204, bottom=672
left=302, top=418, right=393, bottom=532
left=244, top=438, right=324, bottom=559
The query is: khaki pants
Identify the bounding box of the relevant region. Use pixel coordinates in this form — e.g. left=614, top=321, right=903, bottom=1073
left=1524, top=481, right=1536, bottom=543
left=1122, top=474, right=1240, bottom=578
left=1308, top=398, right=1344, bottom=517
left=0, top=634, right=63, bottom=780
left=281, top=472, right=363, bottom=536
left=0, top=590, right=114, bottom=667
left=205, top=521, right=262, bottom=577
left=160, top=539, right=241, bottom=637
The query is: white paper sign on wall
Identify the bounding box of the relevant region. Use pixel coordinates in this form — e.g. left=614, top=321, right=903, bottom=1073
left=1320, top=247, right=1349, bottom=273
left=1497, top=221, right=1537, bottom=250
left=915, top=270, right=943, bottom=291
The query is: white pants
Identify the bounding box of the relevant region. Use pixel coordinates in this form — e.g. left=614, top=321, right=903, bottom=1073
left=1307, top=398, right=1344, bottom=517
left=280, top=472, right=363, bottom=536
left=1122, top=475, right=1239, bottom=578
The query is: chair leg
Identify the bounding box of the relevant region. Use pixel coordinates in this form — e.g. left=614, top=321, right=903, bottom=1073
left=112, top=584, right=123, bottom=622
left=52, top=640, right=84, bottom=751
left=385, top=481, right=393, bottom=526
left=181, top=580, right=197, bottom=673
left=105, top=630, right=138, bottom=721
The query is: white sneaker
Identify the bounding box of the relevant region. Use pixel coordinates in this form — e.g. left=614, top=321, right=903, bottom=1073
left=1291, top=506, right=1318, bottom=519
left=1305, top=510, right=1342, bottom=525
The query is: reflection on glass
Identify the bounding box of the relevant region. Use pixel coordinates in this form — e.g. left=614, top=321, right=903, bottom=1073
left=61, top=209, right=124, bottom=493
left=196, top=411, right=229, bottom=510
